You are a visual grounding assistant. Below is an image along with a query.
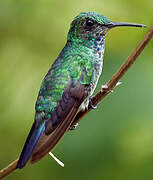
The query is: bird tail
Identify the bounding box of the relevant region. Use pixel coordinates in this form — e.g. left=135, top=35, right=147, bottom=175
left=16, top=122, right=45, bottom=169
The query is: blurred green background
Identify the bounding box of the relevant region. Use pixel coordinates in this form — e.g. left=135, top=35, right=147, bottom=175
left=0, top=0, right=153, bottom=179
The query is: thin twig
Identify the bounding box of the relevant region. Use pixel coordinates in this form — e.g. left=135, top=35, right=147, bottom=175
left=0, top=159, right=18, bottom=179
left=0, top=24, right=153, bottom=180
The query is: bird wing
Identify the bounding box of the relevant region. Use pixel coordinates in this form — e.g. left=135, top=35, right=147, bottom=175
left=17, top=52, right=93, bottom=168
left=31, top=73, right=88, bottom=163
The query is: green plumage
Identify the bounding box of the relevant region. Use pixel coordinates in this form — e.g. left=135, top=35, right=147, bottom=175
left=36, top=44, right=94, bottom=118
left=17, top=12, right=145, bottom=169
left=35, top=12, right=110, bottom=120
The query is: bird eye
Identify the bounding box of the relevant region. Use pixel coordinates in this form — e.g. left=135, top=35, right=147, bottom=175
left=86, top=19, right=95, bottom=27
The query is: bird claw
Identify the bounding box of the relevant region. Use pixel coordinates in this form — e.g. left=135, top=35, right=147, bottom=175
left=69, top=123, right=78, bottom=130
left=89, top=98, right=97, bottom=109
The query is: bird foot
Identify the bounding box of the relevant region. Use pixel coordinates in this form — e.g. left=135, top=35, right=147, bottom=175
left=69, top=123, right=79, bottom=130
left=89, top=97, right=97, bottom=109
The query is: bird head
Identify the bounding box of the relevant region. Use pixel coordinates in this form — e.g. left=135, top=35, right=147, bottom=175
left=67, top=12, right=146, bottom=45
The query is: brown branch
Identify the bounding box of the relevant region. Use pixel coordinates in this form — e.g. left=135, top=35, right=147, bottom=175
left=0, top=24, right=153, bottom=180
left=0, top=159, right=18, bottom=179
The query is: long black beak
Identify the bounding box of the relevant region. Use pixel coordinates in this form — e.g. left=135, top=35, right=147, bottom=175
left=106, top=21, right=146, bottom=28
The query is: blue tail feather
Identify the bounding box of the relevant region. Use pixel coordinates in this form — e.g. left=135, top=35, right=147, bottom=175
left=16, top=122, right=45, bottom=169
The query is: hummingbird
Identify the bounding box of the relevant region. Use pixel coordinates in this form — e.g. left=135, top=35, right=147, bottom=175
left=16, top=12, right=145, bottom=169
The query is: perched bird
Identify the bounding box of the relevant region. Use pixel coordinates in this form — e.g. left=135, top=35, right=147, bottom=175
left=16, top=12, right=145, bottom=169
